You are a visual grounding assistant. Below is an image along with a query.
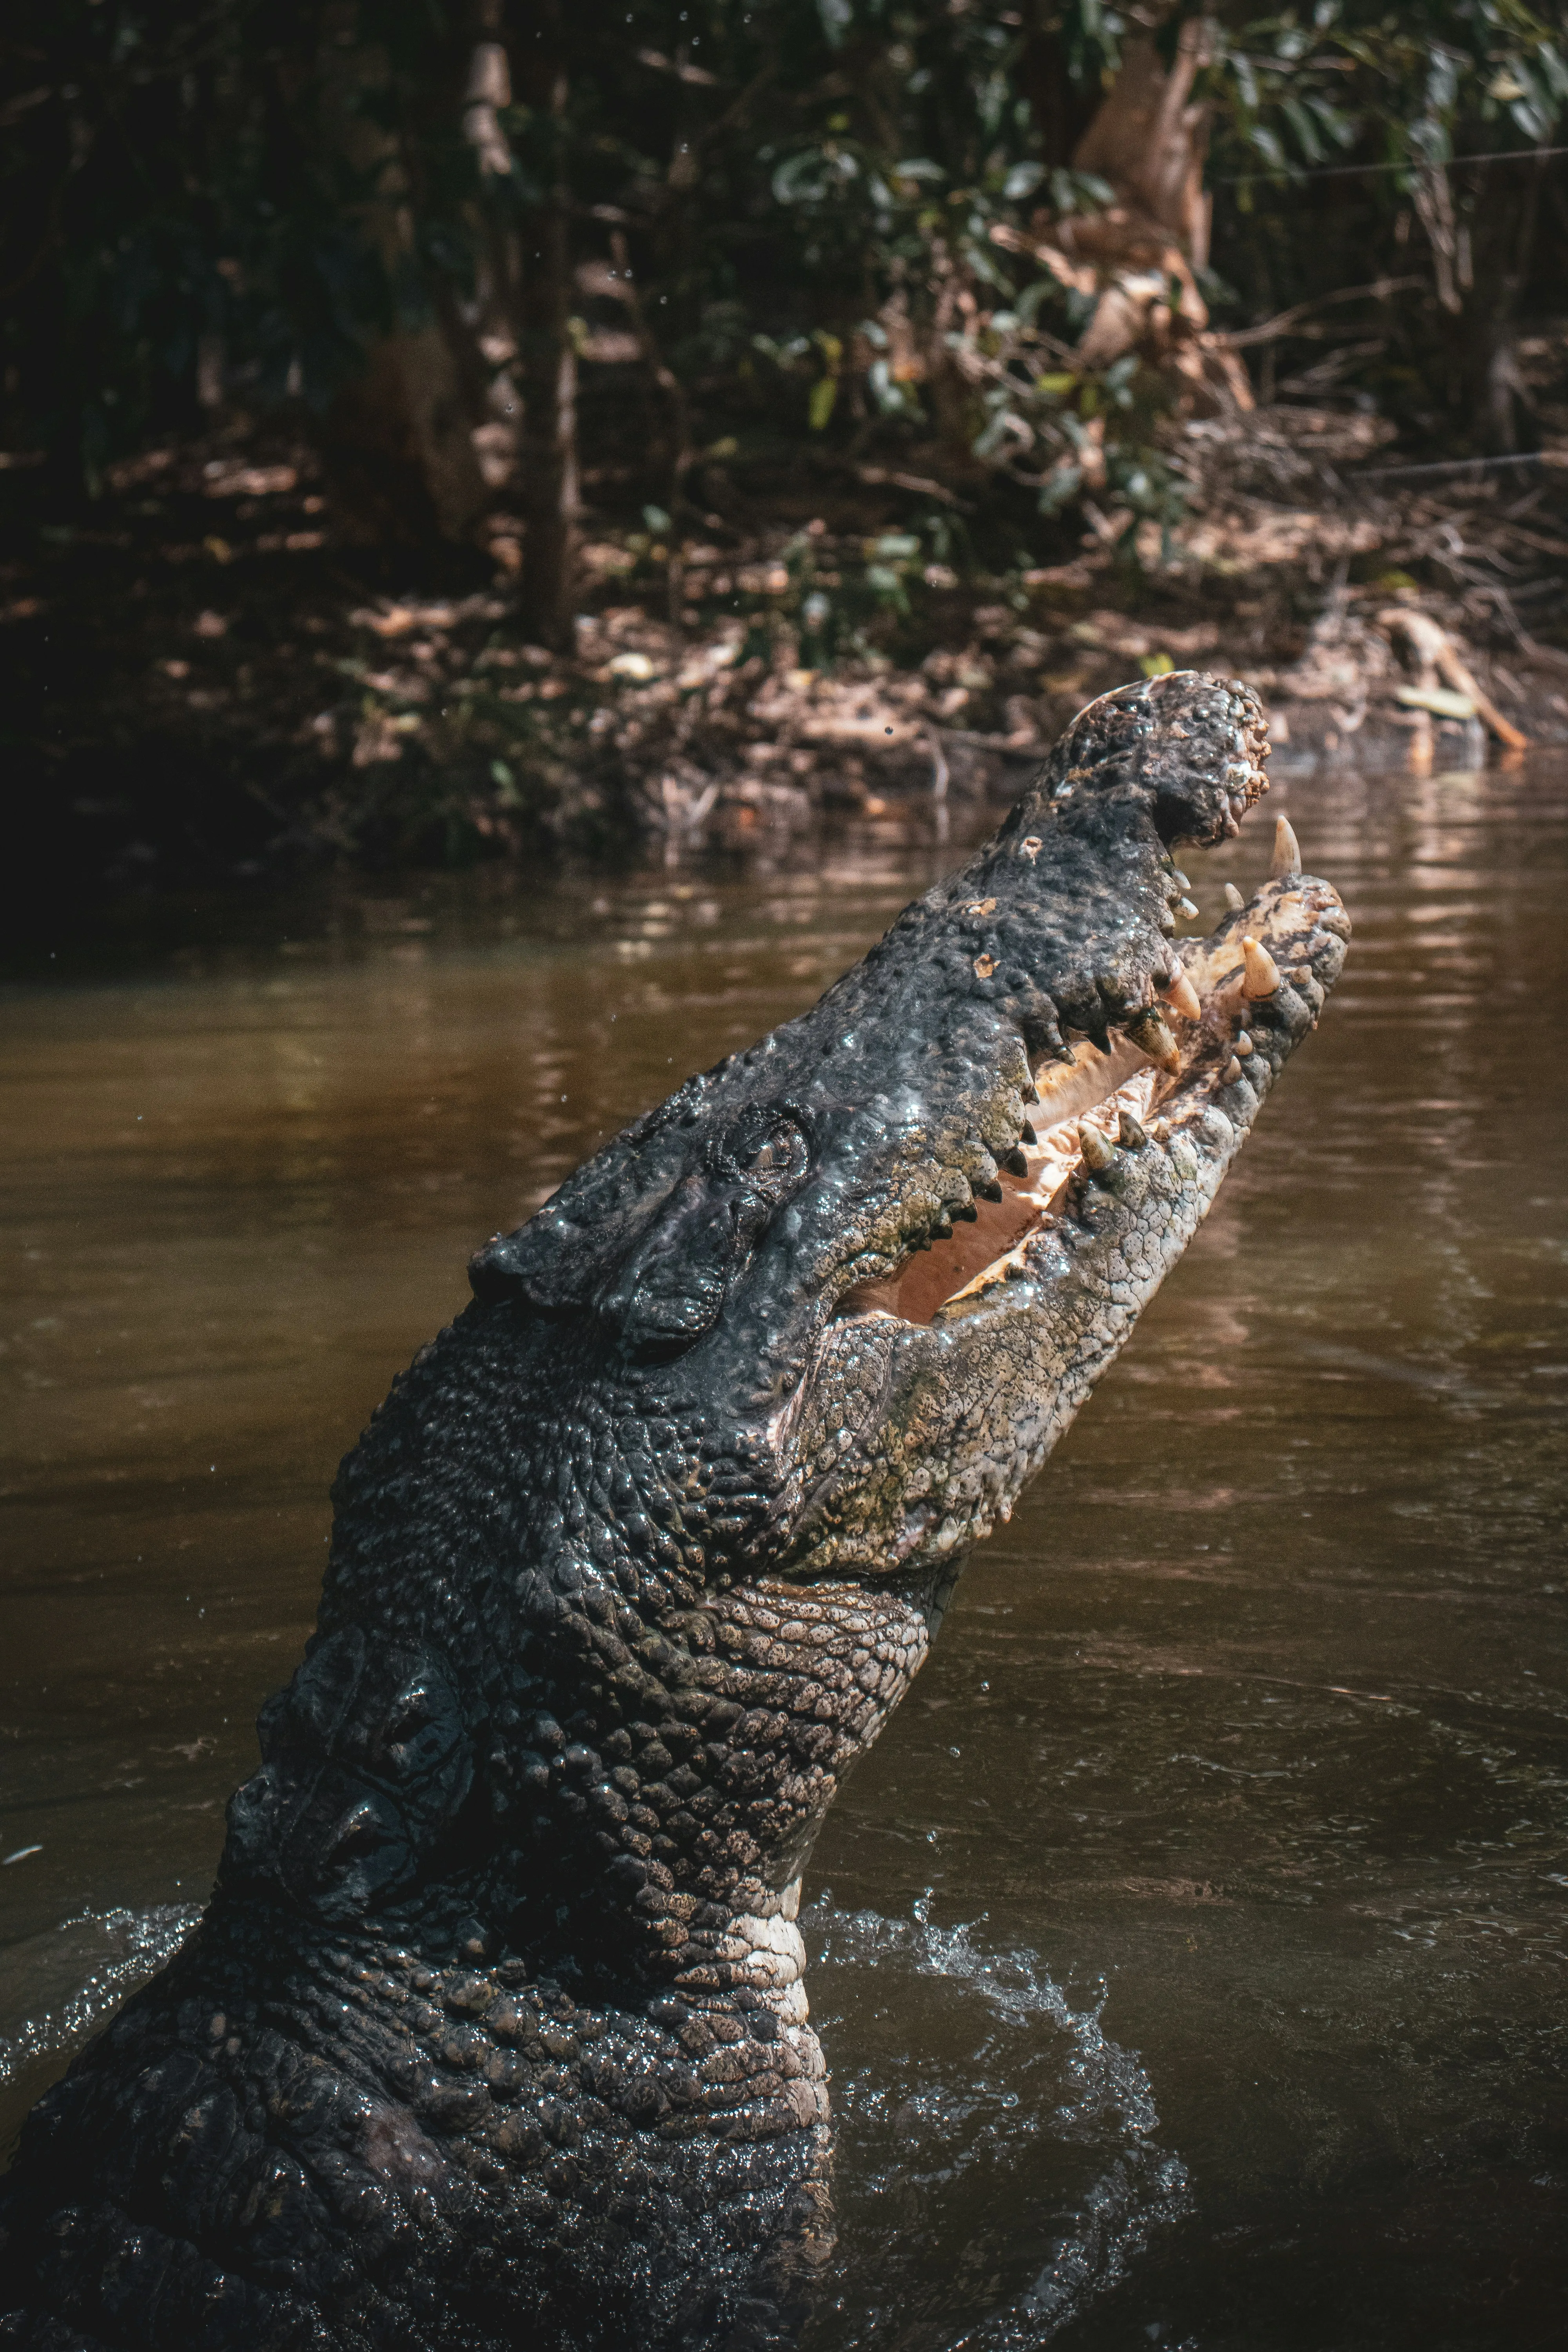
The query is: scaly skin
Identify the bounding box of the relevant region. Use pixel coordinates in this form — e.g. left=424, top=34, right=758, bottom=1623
left=0, top=673, right=1350, bottom=2351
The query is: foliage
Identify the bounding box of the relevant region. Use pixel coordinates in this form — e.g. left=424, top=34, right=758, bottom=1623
left=1206, top=0, right=1567, bottom=176
left=1195, top=2, right=1566, bottom=433
left=2, top=3, right=1563, bottom=531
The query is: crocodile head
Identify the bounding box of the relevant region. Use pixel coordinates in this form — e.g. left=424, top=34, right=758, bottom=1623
left=1, top=673, right=1350, bottom=2352
left=278, top=670, right=1349, bottom=1987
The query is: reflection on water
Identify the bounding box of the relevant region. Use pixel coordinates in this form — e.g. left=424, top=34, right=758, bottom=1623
left=2, top=760, right=1566, bottom=2345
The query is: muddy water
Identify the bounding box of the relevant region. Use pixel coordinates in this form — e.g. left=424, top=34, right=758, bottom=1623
left=3, top=761, right=1566, bottom=2348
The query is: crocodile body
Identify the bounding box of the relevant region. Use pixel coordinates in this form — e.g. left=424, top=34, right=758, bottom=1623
left=0, top=673, right=1350, bottom=2350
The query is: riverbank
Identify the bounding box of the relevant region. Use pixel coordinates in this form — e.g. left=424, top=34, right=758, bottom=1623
left=5, top=400, right=1566, bottom=953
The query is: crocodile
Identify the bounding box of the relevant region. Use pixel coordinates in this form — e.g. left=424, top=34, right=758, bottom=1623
left=0, top=672, right=1349, bottom=2352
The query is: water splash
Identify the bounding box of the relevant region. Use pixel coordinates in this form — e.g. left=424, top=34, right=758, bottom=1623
left=0, top=1905, right=199, bottom=2091
left=806, top=1894, right=1190, bottom=2348
left=960, top=2145, right=1192, bottom=2348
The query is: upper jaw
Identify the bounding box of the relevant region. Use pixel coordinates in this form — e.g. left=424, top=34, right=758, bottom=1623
left=766, top=849, right=1350, bottom=1580
left=472, top=673, right=1275, bottom=1387
left=726, top=675, right=1283, bottom=1355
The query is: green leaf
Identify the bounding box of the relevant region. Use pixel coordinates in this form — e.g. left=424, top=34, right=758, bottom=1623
left=808, top=374, right=838, bottom=431
left=1281, top=98, right=1324, bottom=162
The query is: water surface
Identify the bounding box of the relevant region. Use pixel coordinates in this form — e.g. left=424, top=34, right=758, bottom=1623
left=3, top=763, right=1564, bottom=2347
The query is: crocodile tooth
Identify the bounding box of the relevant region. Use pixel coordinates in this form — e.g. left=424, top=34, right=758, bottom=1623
left=1002, top=1147, right=1029, bottom=1177
left=1235, top=1031, right=1253, bottom=1056
left=953, top=1202, right=978, bottom=1222
left=1221, top=1055, right=1243, bottom=1083
left=1118, top=1110, right=1148, bottom=1149
left=1164, top=970, right=1202, bottom=1022
left=1270, top=815, right=1302, bottom=877
left=1224, top=882, right=1245, bottom=911
left=977, top=1179, right=1005, bottom=1203
left=1022, top=1079, right=1040, bottom=1103
left=1078, top=1124, right=1116, bottom=1173
left=1020, top=1120, right=1038, bottom=1146
left=1241, top=935, right=1281, bottom=998
left=1126, top=1008, right=1180, bottom=1069
left=1176, top=895, right=1199, bottom=918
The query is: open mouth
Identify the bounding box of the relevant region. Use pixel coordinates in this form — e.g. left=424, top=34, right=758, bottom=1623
left=836, top=820, right=1347, bottom=1334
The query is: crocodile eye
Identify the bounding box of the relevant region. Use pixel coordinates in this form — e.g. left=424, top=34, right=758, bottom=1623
left=744, top=1118, right=809, bottom=1204
left=600, top=1118, right=811, bottom=1363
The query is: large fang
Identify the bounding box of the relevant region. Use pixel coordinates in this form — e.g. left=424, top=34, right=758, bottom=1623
left=1270, top=815, right=1302, bottom=878
left=1164, top=970, right=1202, bottom=1023
left=1125, top=1008, right=1180, bottom=1069
left=1224, top=882, right=1245, bottom=912
left=1078, top=1123, right=1115, bottom=1172
left=1241, top=935, right=1282, bottom=998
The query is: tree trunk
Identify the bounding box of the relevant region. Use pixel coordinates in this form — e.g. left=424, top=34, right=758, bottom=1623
left=511, top=7, right=579, bottom=652
left=1019, top=14, right=1251, bottom=413
left=312, top=7, right=487, bottom=546
left=1071, top=20, right=1213, bottom=267
left=319, top=329, right=489, bottom=545
left=1450, top=158, right=1545, bottom=454
left=1017, top=4, right=1113, bottom=178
